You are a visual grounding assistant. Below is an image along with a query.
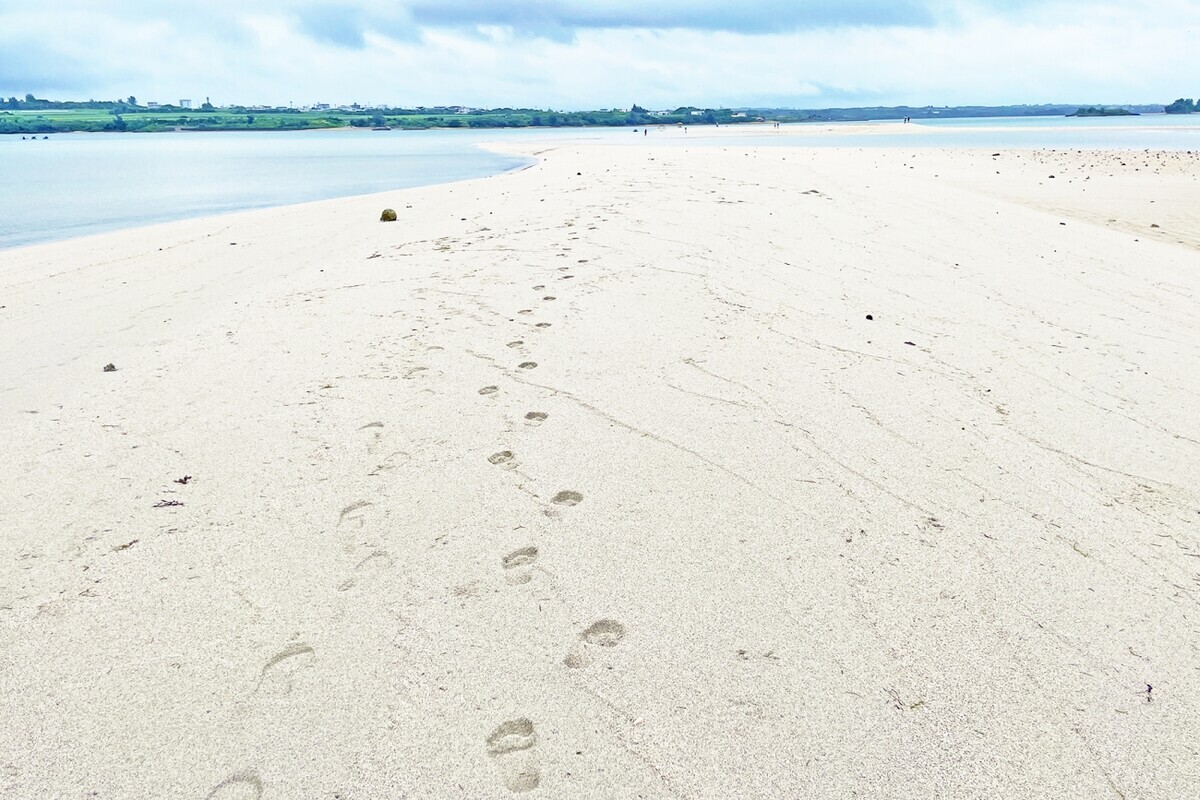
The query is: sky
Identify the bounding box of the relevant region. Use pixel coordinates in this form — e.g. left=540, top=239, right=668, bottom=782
left=1, top=1, right=1197, bottom=109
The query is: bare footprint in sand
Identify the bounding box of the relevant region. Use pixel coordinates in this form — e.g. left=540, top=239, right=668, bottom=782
left=255, top=643, right=315, bottom=696
left=357, top=421, right=385, bottom=452
left=479, top=385, right=499, bottom=395
left=551, top=490, right=582, bottom=507
left=369, top=450, right=412, bottom=475
left=582, top=619, right=626, bottom=646
left=535, top=323, right=552, bottom=329
left=337, top=550, right=393, bottom=592
left=518, top=362, right=537, bottom=370
left=489, top=450, right=515, bottom=466
left=206, top=772, right=263, bottom=799
left=517, top=309, right=534, bottom=315
left=339, top=500, right=374, bottom=528
left=507, top=341, right=524, bottom=348
left=524, top=412, right=548, bottom=426
left=486, top=718, right=540, bottom=793
left=501, top=546, right=539, bottom=585
left=565, top=619, right=626, bottom=669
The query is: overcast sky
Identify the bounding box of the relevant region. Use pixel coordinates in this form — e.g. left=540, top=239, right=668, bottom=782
left=2, top=1, right=1196, bottom=108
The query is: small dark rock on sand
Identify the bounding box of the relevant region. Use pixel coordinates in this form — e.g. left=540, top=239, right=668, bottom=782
left=103, top=363, right=117, bottom=372
left=865, top=314, right=874, bottom=321
left=380, top=208, right=397, bottom=222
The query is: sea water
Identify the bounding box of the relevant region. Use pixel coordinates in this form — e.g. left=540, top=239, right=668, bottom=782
left=0, top=128, right=532, bottom=249
left=3, top=115, right=1197, bottom=249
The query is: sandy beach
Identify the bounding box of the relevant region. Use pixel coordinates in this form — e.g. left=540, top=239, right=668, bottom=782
left=2, top=131, right=1198, bottom=798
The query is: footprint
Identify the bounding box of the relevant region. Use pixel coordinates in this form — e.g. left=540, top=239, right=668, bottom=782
left=565, top=620, right=626, bottom=669
left=486, top=718, right=540, bottom=793
left=524, top=412, right=547, bottom=426
left=562, top=648, right=591, bottom=669
left=518, top=362, right=537, bottom=370
left=532, top=285, right=545, bottom=290
left=206, top=771, right=263, bottom=800
left=337, top=550, right=393, bottom=592
left=256, top=643, right=315, bottom=696
left=582, top=619, right=626, bottom=647
left=517, top=309, right=533, bottom=315
left=535, top=323, right=552, bottom=329
left=551, top=490, right=582, bottom=506
left=542, top=296, right=556, bottom=301
left=369, top=450, right=412, bottom=475
left=501, top=546, right=539, bottom=585
left=560, top=275, right=574, bottom=280
left=479, top=385, right=499, bottom=395
left=507, top=341, right=524, bottom=348
left=358, top=422, right=385, bottom=453
left=488, top=450, right=515, bottom=466
left=339, top=500, right=374, bottom=527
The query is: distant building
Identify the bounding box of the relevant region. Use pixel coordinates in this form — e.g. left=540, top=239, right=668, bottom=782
left=146, top=102, right=160, bottom=108
left=179, top=99, right=192, bottom=109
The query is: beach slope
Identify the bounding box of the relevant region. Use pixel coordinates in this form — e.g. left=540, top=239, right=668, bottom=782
left=1, top=141, right=1198, bottom=798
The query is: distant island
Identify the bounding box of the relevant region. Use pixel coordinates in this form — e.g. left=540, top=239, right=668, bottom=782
left=0, top=94, right=1175, bottom=134
left=1068, top=107, right=1138, bottom=117
left=1165, top=98, right=1197, bottom=114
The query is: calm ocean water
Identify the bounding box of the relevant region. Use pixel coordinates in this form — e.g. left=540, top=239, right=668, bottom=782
left=3, top=115, right=1197, bottom=249
left=684, top=113, right=1200, bottom=150
left=0, top=129, right=533, bottom=250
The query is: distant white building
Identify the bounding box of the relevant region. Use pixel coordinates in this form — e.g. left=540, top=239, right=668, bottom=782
left=179, top=99, right=192, bottom=109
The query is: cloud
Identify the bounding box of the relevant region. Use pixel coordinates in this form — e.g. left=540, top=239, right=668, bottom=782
left=0, top=38, right=103, bottom=94
left=296, top=6, right=370, bottom=47
left=1, top=1, right=1198, bottom=108
left=405, top=1, right=937, bottom=35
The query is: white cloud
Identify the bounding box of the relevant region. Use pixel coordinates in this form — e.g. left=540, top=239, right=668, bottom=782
left=1, top=1, right=1197, bottom=107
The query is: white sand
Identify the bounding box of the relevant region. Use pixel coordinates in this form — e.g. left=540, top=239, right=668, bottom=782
left=2, top=134, right=1199, bottom=798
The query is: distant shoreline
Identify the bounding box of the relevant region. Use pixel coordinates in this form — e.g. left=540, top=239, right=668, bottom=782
left=0, top=101, right=1170, bottom=135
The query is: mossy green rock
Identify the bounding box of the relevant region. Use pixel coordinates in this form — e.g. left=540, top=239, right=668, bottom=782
left=380, top=208, right=397, bottom=222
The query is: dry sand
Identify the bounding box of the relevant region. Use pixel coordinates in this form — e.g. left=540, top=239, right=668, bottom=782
left=2, top=133, right=1199, bottom=798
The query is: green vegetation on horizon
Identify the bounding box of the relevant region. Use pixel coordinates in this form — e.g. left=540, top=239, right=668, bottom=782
left=1165, top=98, right=1197, bottom=114
left=1069, top=106, right=1137, bottom=117
left=0, top=94, right=1180, bottom=135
